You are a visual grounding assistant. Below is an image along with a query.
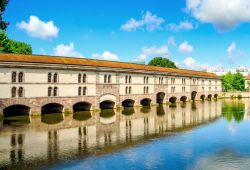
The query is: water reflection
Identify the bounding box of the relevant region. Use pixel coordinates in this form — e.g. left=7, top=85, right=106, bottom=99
left=3, top=115, right=31, bottom=126
left=41, top=113, right=64, bottom=125
left=222, top=99, right=245, bottom=123
left=0, top=99, right=234, bottom=169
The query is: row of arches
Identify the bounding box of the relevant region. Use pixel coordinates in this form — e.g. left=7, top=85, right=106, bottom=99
left=3, top=92, right=218, bottom=117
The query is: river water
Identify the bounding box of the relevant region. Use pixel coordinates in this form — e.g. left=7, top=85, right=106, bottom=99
left=1, top=99, right=250, bottom=170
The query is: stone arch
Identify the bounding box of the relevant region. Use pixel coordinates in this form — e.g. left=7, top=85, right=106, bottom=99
left=73, top=102, right=92, bottom=112
left=214, top=94, right=218, bottom=99
left=191, top=91, right=197, bottom=101
left=208, top=94, right=212, bottom=100
left=140, top=98, right=152, bottom=106
left=180, top=96, right=187, bottom=102
left=156, top=92, right=165, bottom=104
left=41, top=103, right=64, bottom=114
left=3, top=104, right=30, bottom=118
left=169, top=96, right=177, bottom=104
left=99, top=94, right=116, bottom=109
left=122, top=99, right=135, bottom=107
left=200, top=94, right=205, bottom=101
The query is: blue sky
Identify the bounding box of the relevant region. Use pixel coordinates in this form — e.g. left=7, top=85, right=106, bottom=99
left=4, top=0, right=250, bottom=70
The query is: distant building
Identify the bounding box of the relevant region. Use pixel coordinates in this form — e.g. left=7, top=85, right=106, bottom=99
left=207, top=66, right=250, bottom=76
left=245, top=74, right=250, bottom=90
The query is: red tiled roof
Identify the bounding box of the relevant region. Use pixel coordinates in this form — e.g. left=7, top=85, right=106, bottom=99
left=0, top=53, right=219, bottom=79
left=245, top=74, right=250, bottom=80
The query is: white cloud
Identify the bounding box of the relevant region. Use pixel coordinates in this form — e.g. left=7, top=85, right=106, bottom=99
left=167, top=21, right=197, bottom=31
left=227, top=42, right=236, bottom=58
left=53, top=42, right=84, bottom=58
left=179, top=41, right=194, bottom=53
left=135, top=45, right=169, bottom=63
left=186, top=0, right=250, bottom=30
left=121, top=11, right=165, bottom=32
left=183, top=57, right=223, bottom=70
left=92, top=51, right=119, bottom=61
left=167, top=36, right=176, bottom=46
left=16, top=16, right=59, bottom=39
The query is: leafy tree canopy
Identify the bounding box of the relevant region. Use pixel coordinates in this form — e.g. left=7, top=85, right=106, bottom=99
left=0, top=31, right=32, bottom=54
left=221, top=72, right=245, bottom=92
left=148, top=57, right=177, bottom=68
left=0, top=0, right=10, bottom=30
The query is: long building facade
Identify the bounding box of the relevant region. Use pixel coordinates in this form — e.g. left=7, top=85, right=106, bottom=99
left=0, top=54, right=221, bottom=117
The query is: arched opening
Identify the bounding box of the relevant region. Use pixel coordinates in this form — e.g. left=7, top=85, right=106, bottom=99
left=73, top=102, right=92, bottom=112
left=169, top=96, right=177, bottom=104
left=200, top=95, right=205, bottom=101
left=100, top=100, right=115, bottom=109
left=122, top=99, right=135, bottom=107
left=41, top=103, right=64, bottom=114
left=3, top=105, right=30, bottom=118
left=180, top=96, right=187, bottom=103
left=191, top=91, right=197, bottom=101
left=140, top=98, right=152, bottom=106
left=156, top=92, right=165, bottom=104
left=208, top=94, right=212, bottom=100
left=214, top=94, right=218, bottom=99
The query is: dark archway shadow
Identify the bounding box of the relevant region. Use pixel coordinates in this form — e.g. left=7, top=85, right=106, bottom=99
left=191, top=91, right=197, bottom=101
left=140, top=98, right=152, bottom=106
left=41, top=103, right=64, bottom=114
left=200, top=95, right=205, bottom=101
left=180, top=96, right=187, bottom=103
left=3, top=105, right=30, bottom=118
left=73, top=102, right=92, bottom=112
left=208, top=94, right=212, bottom=100
left=122, top=99, right=135, bottom=107
left=169, top=96, right=177, bottom=104
left=156, top=92, right=165, bottom=104
left=100, top=100, right=115, bottom=109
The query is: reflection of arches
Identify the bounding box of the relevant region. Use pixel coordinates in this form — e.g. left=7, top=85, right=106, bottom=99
left=73, top=102, right=92, bottom=112
left=191, top=91, right=197, bottom=101
left=214, top=94, right=218, bottom=99
left=100, top=100, right=115, bottom=109
left=73, top=111, right=92, bottom=121
left=200, top=95, right=205, bottom=101
left=100, top=109, right=116, bottom=124
left=122, top=107, right=135, bottom=115
left=191, top=102, right=197, bottom=110
left=156, top=92, right=165, bottom=104
left=41, top=113, right=63, bottom=124
left=169, top=96, right=177, bottom=103
left=3, top=115, right=30, bottom=125
left=3, top=105, right=30, bottom=118
left=180, top=96, right=187, bottom=102
left=141, top=106, right=151, bottom=113
left=122, top=99, right=135, bottom=107
left=41, top=103, right=64, bottom=114
left=208, top=94, right=212, bottom=100
left=157, top=105, right=165, bottom=116
left=140, top=98, right=152, bottom=106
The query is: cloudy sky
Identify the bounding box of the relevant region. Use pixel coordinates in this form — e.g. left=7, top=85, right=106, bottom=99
left=5, top=0, right=250, bottom=70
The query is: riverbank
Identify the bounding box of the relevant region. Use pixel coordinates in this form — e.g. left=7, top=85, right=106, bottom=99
left=221, top=92, right=250, bottom=98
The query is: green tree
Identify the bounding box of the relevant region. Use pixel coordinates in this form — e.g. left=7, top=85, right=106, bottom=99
left=0, top=0, right=10, bottom=30
left=0, top=31, right=32, bottom=54
left=233, top=72, right=245, bottom=91
left=148, top=57, right=177, bottom=68
left=221, top=72, right=234, bottom=92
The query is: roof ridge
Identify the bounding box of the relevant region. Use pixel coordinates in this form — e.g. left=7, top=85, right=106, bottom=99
left=0, top=53, right=219, bottom=78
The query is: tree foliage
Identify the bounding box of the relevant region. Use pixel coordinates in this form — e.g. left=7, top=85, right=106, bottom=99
left=221, top=72, right=245, bottom=92
left=148, top=57, right=177, bottom=68
left=0, top=0, right=10, bottom=30
left=0, top=31, right=32, bottom=54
